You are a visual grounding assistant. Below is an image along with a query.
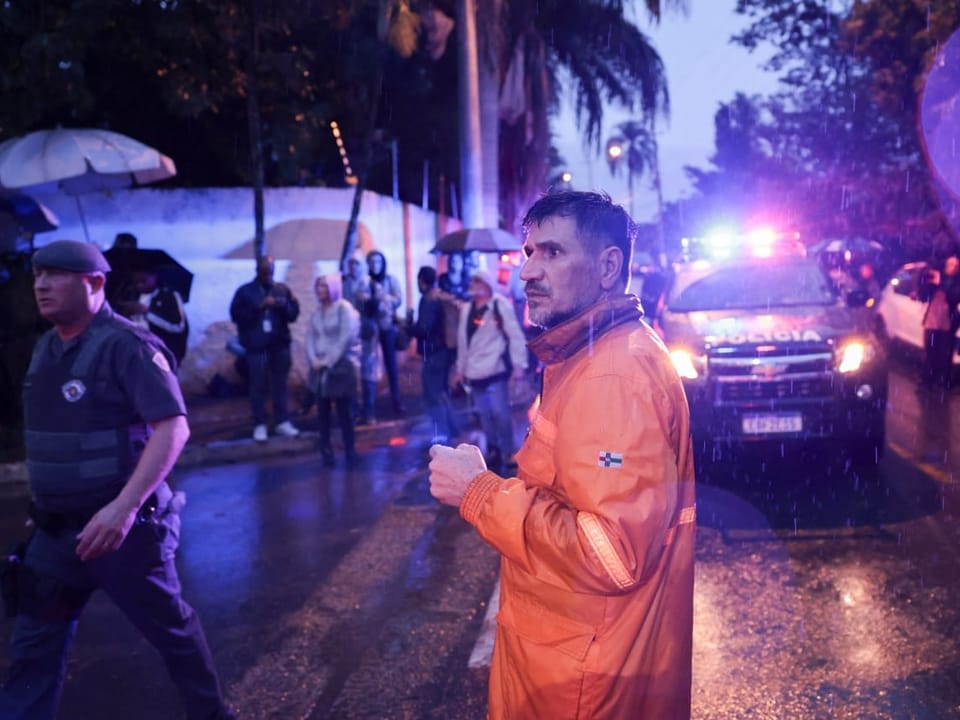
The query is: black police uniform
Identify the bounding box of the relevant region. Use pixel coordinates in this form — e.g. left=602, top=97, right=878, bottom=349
left=0, top=296, right=232, bottom=718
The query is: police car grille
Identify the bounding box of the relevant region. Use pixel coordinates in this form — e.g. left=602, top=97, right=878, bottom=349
left=719, top=378, right=833, bottom=401
left=708, top=348, right=832, bottom=374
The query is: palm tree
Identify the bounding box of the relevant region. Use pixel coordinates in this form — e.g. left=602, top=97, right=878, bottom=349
left=605, top=119, right=665, bottom=259
left=339, top=0, right=684, bottom=252
left=491, top=0, right=684, bottom=231
left=606, top=120, right=658, bottom=215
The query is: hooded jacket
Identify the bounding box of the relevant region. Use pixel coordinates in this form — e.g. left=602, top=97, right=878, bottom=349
left=459, top=294, right=696, bottom=719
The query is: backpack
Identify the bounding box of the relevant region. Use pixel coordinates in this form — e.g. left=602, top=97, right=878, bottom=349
left=440, top=293, right=462, bottom=350
left=490, top=297, right=513, bottom=373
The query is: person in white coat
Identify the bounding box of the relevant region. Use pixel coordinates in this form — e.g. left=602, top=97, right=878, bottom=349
left=452, top=271, right=528, bottom=472
left=305, top=274, right=361, bottom=467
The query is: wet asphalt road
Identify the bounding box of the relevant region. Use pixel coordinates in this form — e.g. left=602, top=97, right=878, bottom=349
left=1, top=359, right=959, bottom=719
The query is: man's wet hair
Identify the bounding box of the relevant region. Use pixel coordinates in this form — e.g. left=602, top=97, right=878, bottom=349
left=521, top=191, right=635, bottom=285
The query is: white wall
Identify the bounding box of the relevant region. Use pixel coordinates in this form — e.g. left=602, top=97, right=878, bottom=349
left=21, top=186, right=492, bottom=395
left=31, top=186, right=460, bottom=350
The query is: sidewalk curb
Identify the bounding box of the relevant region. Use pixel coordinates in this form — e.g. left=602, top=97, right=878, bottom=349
left=0, top=396, right=534, bottom=490
left=0, top=416, right=428, bottom=490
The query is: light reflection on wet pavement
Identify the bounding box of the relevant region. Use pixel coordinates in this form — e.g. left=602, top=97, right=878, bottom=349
left=0, top=361, right=957, bottom=718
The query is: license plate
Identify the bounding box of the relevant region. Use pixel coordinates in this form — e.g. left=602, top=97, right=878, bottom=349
left=742, top=413, right=803, bottom=435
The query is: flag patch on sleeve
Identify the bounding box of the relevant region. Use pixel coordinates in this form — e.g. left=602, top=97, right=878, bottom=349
left=152, top=351, right=171, bottom=373
left=598, top=451, right=623, bottom=468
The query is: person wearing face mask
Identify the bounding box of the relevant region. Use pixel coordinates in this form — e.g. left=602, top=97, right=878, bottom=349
left=363, top=250, right=405, bottom=416
left=428, top=192, right=696, bottom=719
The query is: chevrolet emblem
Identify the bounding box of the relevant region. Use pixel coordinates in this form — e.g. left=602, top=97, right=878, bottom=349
left=754, top=363, right=789, bottom=378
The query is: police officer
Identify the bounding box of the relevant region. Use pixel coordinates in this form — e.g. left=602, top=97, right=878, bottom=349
left=0, top=240, right=234, bottom=719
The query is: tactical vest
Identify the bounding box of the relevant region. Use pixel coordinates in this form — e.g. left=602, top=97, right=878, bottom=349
left=23, top=320, right=150, bottom=513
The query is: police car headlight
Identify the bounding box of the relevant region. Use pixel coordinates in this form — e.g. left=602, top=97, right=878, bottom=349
left=670, top=349, right=700, bottom=379
left=837, top=340, right=874, bottom=373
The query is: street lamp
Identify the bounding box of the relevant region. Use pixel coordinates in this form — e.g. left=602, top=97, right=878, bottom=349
left=547, top=169, right=574, bottom=193
left=606, top=137, right=633, bottom=217
left=606, top=141, right=624, bottom=163
left=605, top=122, right=666, bottom=265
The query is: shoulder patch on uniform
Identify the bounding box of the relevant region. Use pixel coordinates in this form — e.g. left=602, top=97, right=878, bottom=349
left=152, top=350, right=171, bottom=373
left=598, top=451, right=623, bottom=468
left=61, top=379, right=86, bottom=402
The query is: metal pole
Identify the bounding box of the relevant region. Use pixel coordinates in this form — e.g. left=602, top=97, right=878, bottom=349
left=422, top=159, right=430, bottom=210
left=457, top=0, right=484, bottom=228
left=392, top=139, right=399, bottom=201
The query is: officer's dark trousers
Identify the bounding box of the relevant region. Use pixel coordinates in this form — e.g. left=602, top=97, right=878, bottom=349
left=0, top=497, right=229, bottom=720
left=247, top=345, right=292, bottom=427
left=422, top=348, right=457, bottom=440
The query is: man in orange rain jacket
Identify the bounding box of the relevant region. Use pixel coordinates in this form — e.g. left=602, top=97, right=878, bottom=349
left=429, top=191, right=696, bottom=719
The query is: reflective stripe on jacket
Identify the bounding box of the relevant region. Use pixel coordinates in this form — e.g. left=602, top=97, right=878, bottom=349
left=459, top=294, right=696, bottom=719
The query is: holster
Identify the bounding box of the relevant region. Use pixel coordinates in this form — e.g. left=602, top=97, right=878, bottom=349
left=28, top=491, right=159, bottom=537
left=1, top=532, right=89, bottom=622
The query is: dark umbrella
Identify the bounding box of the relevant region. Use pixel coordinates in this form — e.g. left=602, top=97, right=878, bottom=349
left=103, top=247, right=193, bottom=302
left=431, top=227, right=520, bottom=254
left=809, top=237, right=885, bottom=257
left=0, top=190, right=59, bottom=252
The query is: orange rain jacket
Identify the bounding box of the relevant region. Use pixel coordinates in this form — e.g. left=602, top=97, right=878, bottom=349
left=459, top=294, right=696, bottom=719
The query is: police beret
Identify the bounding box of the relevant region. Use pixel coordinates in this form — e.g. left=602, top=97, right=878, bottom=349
left=33, top=240, right=111, bottom=274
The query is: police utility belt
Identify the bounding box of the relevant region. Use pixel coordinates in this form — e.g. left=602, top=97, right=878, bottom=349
left=28, top=492, right=160, bottom=536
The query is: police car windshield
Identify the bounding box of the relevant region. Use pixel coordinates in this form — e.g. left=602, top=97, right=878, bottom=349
left=668, top=261, right=837, bottom=313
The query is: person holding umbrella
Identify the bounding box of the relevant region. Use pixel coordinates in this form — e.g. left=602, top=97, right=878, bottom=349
left=104, top=232, right=141, bottom=319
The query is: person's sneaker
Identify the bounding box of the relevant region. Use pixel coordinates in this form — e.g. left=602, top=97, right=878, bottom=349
left=253, top=424, right=268, bottom=443
left=275, top=420, right=300, bottom=438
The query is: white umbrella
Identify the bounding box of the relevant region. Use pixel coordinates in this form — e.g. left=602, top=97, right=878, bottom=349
left=0, top=128, right=177, bottom=240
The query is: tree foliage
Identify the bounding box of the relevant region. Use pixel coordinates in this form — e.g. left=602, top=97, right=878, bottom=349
left=0, top=0, right=683, bottom=229
left=0, top=0, right=460, bottom=203
left=497, top=0, right=677, bottom=230
left=672, top=0, right=960, bottom=259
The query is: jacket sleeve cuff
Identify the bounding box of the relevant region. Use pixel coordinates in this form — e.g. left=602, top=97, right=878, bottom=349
left=459, top=471, right=502, bottom=525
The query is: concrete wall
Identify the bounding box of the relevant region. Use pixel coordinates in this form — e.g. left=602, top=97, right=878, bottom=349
left=28, top=186, right=506, bottom=396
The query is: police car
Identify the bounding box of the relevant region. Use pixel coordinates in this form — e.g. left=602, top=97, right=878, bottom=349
left=654, top=233, right=888, bottom=464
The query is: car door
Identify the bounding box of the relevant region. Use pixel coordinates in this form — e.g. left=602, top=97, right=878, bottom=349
left=880, top=263, right=925, bottom=349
